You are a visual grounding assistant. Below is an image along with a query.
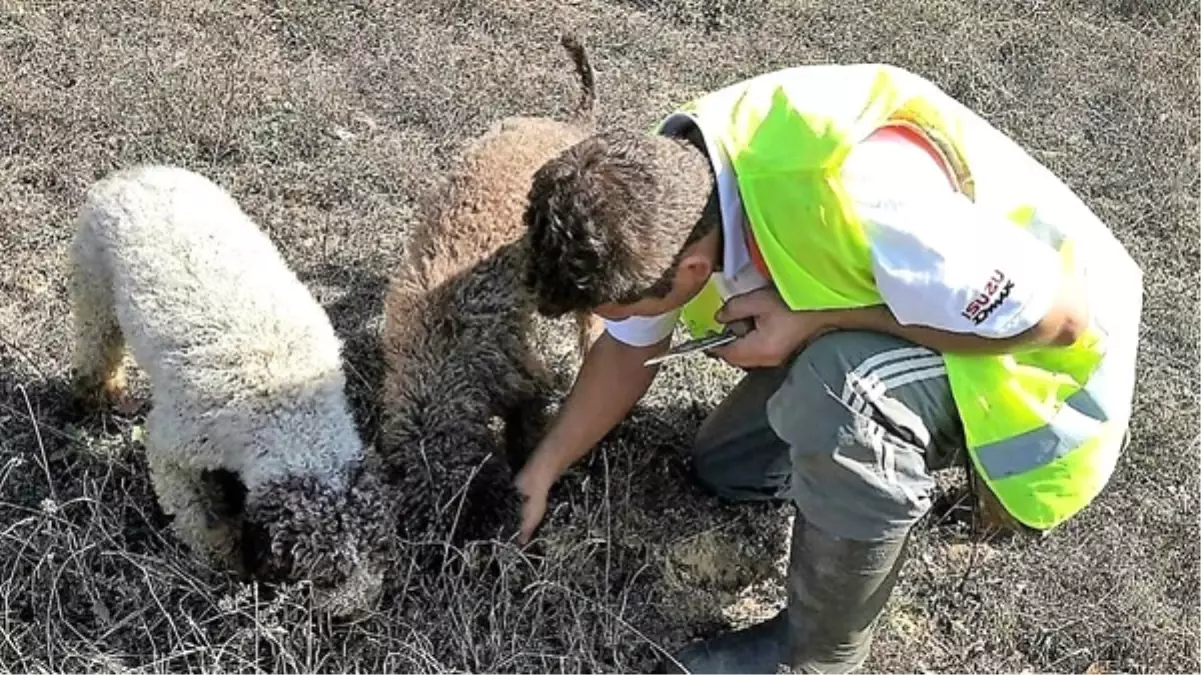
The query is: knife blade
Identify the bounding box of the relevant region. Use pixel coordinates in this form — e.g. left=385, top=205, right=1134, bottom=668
left=643, top=319, right=754, bottom=367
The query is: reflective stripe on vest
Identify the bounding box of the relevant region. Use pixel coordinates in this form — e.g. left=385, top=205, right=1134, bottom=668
left=664, top=63, right=1125, bottom=531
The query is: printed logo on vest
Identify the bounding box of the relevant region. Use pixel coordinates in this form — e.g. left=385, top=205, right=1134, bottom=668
left=961, top=269, right=1015, bottom=326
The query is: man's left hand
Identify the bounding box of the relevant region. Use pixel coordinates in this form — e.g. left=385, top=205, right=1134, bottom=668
left=710, top=288, right=833, bottom=369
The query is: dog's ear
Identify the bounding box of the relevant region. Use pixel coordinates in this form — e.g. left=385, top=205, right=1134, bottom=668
left=238, top=486, right=295, bottom=583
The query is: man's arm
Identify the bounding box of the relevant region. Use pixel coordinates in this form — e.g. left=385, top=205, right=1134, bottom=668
left=712, top=188, right=1091, bottom=368
left=526, top=331, right=666, bottom=476
left=857, top=172, right=1089, bottom=344
left=828, top=266, right=1089, bottom=353
left=710, top=269, right=1088, bottom=370
left=515, top=331, right=668, bottom=542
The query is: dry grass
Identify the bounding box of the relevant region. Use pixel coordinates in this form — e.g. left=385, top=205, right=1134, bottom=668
left=0, top=0, right=1197, bottom=672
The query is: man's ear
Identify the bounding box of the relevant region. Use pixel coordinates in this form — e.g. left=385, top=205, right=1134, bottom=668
left=677, top=251, right=714, bottom=288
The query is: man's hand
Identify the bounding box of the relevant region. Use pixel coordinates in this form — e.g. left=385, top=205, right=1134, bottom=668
left=710, top=288, right=834, bottom=369
left=514, top=459, right=557, bottom=545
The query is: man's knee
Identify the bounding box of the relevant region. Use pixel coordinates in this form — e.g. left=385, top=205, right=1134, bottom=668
left=766, top=331, right=944, bottom=540
left=689, top=368, right=793, bottom=503
left=690, top=424, right=791, bottom=502
left=689, top=431, right=732, bottom=496
left=689, top=432, right=730, bottom=489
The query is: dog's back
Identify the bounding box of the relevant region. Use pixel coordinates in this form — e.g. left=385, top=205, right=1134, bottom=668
left=71, top=165, right=345, bottom=406
left=397, top=34, right=598, bottom=293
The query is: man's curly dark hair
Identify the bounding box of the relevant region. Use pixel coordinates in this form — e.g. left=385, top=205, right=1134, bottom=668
left=522, top=127, right=719, bottom=317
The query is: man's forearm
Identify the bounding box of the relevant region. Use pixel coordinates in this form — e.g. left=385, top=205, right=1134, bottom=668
left=827, top=305, right=1037, bottom=353
left=816, top=270, right=1091, bottom=354
left=528, top=332, right=665, bottom=477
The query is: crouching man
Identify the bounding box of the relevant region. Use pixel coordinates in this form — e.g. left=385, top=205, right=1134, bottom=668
left=515, top=63, right=1143, bottom=674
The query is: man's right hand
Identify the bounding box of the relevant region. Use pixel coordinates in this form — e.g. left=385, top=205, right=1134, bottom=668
left=514, top=458, right=556, bottom=544
left=510, top=330, right=668, bottom=545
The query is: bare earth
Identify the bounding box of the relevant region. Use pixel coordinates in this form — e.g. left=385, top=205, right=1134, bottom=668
left=0, top=1, right=1197, bottom=672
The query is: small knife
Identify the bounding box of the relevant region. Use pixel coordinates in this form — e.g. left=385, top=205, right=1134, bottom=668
left=643, top=319, right=754, bottom=367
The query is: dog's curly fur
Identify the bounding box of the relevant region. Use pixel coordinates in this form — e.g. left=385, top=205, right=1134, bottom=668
left=67, top=165, right=395, bottom=615
left=378, top=34, right=601, bottom=547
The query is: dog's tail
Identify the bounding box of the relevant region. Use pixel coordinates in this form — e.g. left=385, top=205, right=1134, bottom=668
left=560, top=32, right=597, bottom=124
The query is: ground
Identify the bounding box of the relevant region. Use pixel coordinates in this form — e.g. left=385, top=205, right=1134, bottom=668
left=0, top=0, right=1197, bottom=672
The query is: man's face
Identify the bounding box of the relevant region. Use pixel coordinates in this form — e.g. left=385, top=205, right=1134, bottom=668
left=593, top=253, right=713, bottom=321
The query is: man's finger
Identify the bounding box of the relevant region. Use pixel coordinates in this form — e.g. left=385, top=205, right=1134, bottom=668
left=715, top=288, right=774, bottom=323
left=710, top=338, right=755, bottom=368
left=518, top=511, right=536, bottom=544
left=714, top=296, right=751, bottom=324
left=518, top=499, right=545, bottom=545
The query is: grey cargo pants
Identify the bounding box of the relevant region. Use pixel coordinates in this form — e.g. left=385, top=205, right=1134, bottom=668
left=692, top=330, right=966, bottom=541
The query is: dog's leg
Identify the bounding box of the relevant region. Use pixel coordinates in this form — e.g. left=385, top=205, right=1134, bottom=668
left=66, top=233, right=127, bottom=411
left=143, top=417, right=240, bottom=568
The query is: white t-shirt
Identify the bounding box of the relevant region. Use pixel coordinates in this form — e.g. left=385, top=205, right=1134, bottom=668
left=604, top=116, right=1064, bottom=347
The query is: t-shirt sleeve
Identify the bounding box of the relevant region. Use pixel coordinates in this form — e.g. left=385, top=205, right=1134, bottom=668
left=603, top=310, right=680, bottom=347
left=857, top=188, right=1063, bottom=339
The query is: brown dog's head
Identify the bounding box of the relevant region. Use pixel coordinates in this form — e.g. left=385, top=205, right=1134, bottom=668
left=239, top=461, right=395, bottom=615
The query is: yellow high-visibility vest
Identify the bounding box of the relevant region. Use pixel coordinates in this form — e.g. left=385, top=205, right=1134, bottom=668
left=667, top=64, right=1138, bottom=531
